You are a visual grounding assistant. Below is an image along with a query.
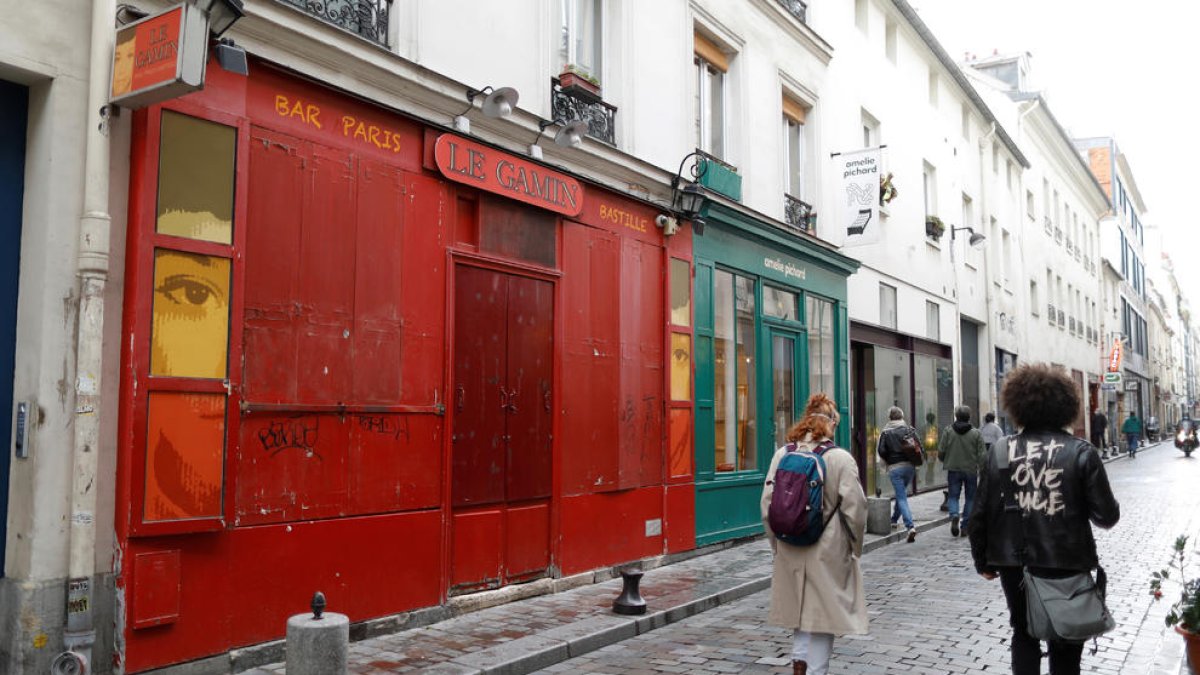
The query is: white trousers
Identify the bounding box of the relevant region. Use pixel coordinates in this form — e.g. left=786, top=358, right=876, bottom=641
left=791, top=630, right=834, bottom=674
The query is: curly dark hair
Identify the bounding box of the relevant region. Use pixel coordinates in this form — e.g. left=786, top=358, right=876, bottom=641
left=1000, top=363, right=1080, bottom=432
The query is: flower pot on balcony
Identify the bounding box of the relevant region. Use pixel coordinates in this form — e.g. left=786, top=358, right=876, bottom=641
left=925, top=216, right=945, bottom=241
left=559, top=71, right=601, bottom=101
left=1177, top=626, right=1200, bottom=670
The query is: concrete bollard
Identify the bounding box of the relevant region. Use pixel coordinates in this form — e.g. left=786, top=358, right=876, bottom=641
left=286, top=592, right=349, bottom=675
left=866, top=497, right=891, bottom=535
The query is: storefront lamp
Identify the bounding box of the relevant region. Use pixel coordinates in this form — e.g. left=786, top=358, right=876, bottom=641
left=952, top=225, right=987, bottom=249
left=191, top=0, right=244, bottom=38
left=530, top=118, right=587, bottom=152
left=670, top=152, right=711, bottom=235
left=454, top=85, right=520, bottom=132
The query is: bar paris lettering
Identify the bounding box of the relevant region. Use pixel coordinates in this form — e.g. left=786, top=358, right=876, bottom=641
left=273, top=94, right=402, bottom=153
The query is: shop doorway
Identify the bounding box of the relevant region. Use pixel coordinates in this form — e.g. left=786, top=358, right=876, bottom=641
left=769, top=328, right=801, bottom=448
left=0, top=80, right=28, bottom=578
left=450, top=265, right=553, bottom=593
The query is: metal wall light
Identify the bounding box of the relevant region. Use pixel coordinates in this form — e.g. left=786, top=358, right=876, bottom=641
left=665, top=151, right=710, bottom=235
left=528, top=118, right=587, bottom=158
left=454, top=85, right=519, bottom=133
left=952, top=225, right=987, bottom=249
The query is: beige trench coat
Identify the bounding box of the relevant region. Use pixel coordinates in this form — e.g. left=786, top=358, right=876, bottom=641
left=760, top=436, right=868, bottom=634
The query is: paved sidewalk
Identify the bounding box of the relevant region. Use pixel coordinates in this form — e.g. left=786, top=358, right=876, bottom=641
left=243, top=444, right=1186, bottom=674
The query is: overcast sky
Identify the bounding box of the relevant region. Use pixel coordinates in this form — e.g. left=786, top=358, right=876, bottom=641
left=910, top=0, right=1199, bottom=305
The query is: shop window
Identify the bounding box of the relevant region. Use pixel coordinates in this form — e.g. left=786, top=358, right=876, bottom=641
left=671, top=333, right=691, bottom=401
left=764, top=286, right=797, bottom=321
left=713, top=270, right=756, bottom=472
left=669, top=258, right=691, bottom=327
left=807, top=296, right=834, bottom=397
left=156, top=110, right=235, bottom=244
left=144, top=392, right=226, bottom=522
left=150, top=250, right=230, bottom=378
left=479, top=195, right=557, bottom=268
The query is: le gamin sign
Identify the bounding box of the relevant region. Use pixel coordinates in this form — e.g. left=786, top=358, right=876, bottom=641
left=434, top=134, right=584, bottom=217
left=110, top=3, right=208, bottom=109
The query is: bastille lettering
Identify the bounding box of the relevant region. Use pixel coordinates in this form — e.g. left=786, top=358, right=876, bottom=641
left=434, top=134, right=584, bottom=217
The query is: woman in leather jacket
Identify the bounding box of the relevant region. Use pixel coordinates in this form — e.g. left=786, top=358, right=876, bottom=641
left=969, top=363, right=1120, bottom=675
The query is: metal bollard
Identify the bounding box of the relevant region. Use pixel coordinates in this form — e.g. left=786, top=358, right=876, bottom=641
left=286, top=592, right=349, bottom=675
left=612, top=567, right=647, bottom=615
left=866, top=496, right=892, bottom=535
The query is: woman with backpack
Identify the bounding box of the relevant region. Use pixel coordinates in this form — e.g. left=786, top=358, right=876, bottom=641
left=760, top=393, right=868, bottom=675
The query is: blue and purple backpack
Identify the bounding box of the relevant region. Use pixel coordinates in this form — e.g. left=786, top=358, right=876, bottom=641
left=767, top=440, right=841, bottom=546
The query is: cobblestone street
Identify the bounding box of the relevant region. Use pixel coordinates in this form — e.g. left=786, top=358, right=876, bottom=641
left=534, top=443, right=1200, bottom=674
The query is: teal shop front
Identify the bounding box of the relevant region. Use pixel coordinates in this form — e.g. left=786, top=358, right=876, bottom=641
left=692, top=203, right=858, bottom=546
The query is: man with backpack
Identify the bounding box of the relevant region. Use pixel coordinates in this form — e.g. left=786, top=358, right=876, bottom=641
left=938, top=406, right=986, bottom=537
left=875, top=406, right=921, bottom=543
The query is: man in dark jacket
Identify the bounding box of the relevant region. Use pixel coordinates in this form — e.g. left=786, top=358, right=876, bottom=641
left=876, top=406, right=920, bottom=543
left=938, top=406, right=985, bottom=537
left=1090, top=408, right=1108, bottom=452
left=970, top=364, right=1119, bottom=675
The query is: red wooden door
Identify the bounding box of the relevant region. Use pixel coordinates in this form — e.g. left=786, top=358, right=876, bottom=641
left=451, top=266, right=553, bottom=591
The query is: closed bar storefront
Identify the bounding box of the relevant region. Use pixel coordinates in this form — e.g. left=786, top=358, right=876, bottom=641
left=691, top=201, right=857, bottom=546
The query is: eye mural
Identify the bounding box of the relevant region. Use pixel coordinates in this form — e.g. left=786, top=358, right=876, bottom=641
left=150, top=250, right=231, bottom=378
left=144, top=392, right=226, bottom=521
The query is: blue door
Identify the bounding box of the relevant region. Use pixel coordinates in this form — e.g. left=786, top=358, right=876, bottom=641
left=0, top=80, right=28, bottom=577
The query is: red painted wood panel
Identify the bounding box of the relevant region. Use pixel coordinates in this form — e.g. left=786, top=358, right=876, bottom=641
left=452, top=266, right=507, bottom=507
left=506, top=275, right=553, bottom=502
left=557, top=488, right=663, bottom=575
left=243, top=127, right=305, bottom=405
left=348, top=413, right=441, bottom=513
left=505, top=502, right=550, bottom=580
left=296, top=144, right=356, bottom=404
left=401, top=173, right=448, bottom=405
left=234, top=413, right=349, bottom=525
left=451, top=508, right=503, bottom=590
left=351, top=158, right=404, bottom=403
left=664, top=482, right=696, bottom=554
left=618, top=237, right=664, bottom=489
left=561, top=222, right=619, bottom=494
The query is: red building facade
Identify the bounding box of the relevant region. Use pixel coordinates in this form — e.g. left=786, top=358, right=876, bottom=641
left=116, top=61, right=696, bottom=672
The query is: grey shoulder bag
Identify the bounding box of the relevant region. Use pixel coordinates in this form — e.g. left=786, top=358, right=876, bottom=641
left=997, top=438, right=1116, bottom=644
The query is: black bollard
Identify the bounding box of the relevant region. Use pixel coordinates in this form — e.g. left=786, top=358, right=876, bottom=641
left=311, top=591, right=326, bottom=620
left=612, top=567, right=646, bottom=615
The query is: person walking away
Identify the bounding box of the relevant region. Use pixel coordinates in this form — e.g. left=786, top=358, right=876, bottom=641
left=761, top=393, right=868, bottom=675
left=980, top=412, right=1004, bottom=451
left=939, top=406, right=986, bottom=537
left=1121, top=411, right=1142, bottom=458
left=1090, top=408, right=1108, bottom=453
left=876, top=406, right=919, bottom=542
left=969, top=363, right=1120, bottom=675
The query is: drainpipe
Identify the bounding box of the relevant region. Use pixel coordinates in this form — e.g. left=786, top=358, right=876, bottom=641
left=57, top=0, right=115, bottom=671
left=977, top=122, right=997, bottom=417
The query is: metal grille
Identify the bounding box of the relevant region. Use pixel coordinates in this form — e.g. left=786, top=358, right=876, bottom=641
left=775, top=0, right=808, bottom=22
left=783, top=194, right=814, bottom=234
left=551, top=79, right=617, bottom=145
left=279, top=0, right=391, bottom=47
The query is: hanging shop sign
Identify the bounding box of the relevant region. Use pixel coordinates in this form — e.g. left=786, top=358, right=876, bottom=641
left=1107, top=338, right=1123, bottom=372
left=1102, top=372, right=1122, bottom=386
left=834, top=146, right=882, bottom=247
left=110, top=3, right=208, bottom=109
left=434, top=134, right=583, bottom=217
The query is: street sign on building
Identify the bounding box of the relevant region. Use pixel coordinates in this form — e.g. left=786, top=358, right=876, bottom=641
left=1103, top=372, right=1122, bottom=386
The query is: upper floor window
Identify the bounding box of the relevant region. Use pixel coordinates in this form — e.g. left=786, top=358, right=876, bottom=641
left=862, top=108, right=880, bottom=149
left=880, top=282, right=897, bottom=330
left=558, top=0, right=602, bottom=81
left=923, top=161, right=937, bottom=217
left=885, top=19, right=897, bottom=62
left=694, top=31, right=729, bottom=159
left=783, top=97, right=808, bottom=199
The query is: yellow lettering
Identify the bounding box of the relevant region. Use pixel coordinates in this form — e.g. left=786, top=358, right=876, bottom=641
left=353, top=121, right=368, bottom=142
left=307, top=105, right=322, bottom=129
left=274, top=95, right=289, bottom=117
left=341, top=115, right=356, bottom=136
left=369, top=126, right=382, bottom=149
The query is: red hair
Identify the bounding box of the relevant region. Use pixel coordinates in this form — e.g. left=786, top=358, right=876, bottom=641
left=786, top=393, right=840, bottom=443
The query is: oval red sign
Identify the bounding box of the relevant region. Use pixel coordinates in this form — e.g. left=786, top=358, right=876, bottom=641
left=433, top=134, right=584, bottom=217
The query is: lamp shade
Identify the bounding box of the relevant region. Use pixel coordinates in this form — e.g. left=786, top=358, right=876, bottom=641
left=481, top=87, right=519, bottom=119
left=678, top=183, right=707, bottom=216
left=193, top=0, right=244, bottom=37
left=968, top=232, right=987, bottom=248
left=554, top=120, right=589, bottom=148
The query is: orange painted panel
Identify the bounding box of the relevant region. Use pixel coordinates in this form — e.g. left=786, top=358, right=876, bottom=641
left=144, top=392, right=225, bottom=522
left=668, top=408, right=694, bottom=479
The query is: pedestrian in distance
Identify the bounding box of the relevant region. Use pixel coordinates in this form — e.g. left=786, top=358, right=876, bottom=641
left=1121, top=410, right=1142, bottom=458
left=875, top=406, right=920, bottom=542
left=761, top=393, right=868, bottom=675
left=980, top=412, right=1004, bottom=451
left=939, top=406, right=986, bottom=537
left=969, top=363, right=1120, bottom=675
left=1090, top=407, right=1108, bottom=453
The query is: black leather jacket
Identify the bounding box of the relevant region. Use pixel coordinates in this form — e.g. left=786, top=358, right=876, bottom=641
left=875, top=424, right=917, bottom=466
left=969, top=432, right=1119, bottom=573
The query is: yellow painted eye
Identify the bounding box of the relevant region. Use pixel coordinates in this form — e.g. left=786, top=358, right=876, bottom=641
left=156, top=275, right=223, bottom=308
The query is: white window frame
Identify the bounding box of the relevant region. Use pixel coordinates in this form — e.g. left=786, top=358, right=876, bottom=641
left=926, top=300, right=940, bottom=341
left=558, top=0, right=602, bottom=80
left=880, top=283, right=897, bottom=330
left=783, top=116, right=805, bottom=199
left=695, top=55, right=726, bottom=159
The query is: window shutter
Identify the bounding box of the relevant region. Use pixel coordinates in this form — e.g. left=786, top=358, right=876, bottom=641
left=782, top=96, right=807, bottom=124
left=694, top=31, right=729, bottom=72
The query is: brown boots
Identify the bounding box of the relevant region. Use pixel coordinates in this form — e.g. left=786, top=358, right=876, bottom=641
left=792, top=660, right=808, bottom=675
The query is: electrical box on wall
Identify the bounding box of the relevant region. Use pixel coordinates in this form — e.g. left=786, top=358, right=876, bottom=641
left=12, top=399, right=32, bottom=459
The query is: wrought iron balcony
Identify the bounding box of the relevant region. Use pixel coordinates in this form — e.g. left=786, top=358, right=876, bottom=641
left=551, top=78, right=617, bottom=146
left=279, top=0, right=391, bottom=47
left=775, top=0, right=808, bottom=23
left=783, top=194, right=815, bottom=235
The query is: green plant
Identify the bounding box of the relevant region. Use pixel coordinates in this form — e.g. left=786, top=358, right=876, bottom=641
left=1150, top=535, right=1200, bottom=632
left=880, top=172, right=898, bottom=206
left=925, top=215, right=945, bottom=237
left=561, top=63, right=601, bottom=87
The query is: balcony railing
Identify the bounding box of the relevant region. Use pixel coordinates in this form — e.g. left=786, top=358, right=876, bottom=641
left=1044, top=216, right=1053, bottom=235
left=551, top=79, right=617, bottom=146
left=1057, top=308, right=1065, bottom=327
left=279, top=0, right=391, bottom=47
left=1048, top=303, right=1055, bottom=321
left=775, top=0, right=808, bottom=23
left=783, top=194, right=815, bottom=235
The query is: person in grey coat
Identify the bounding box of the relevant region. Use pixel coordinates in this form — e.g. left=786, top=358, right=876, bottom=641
left=980, top=412, right=1004, bottom=450
left=761, top=393, right=868, bottom=675
left=939, top=406, right=986, bottom=537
